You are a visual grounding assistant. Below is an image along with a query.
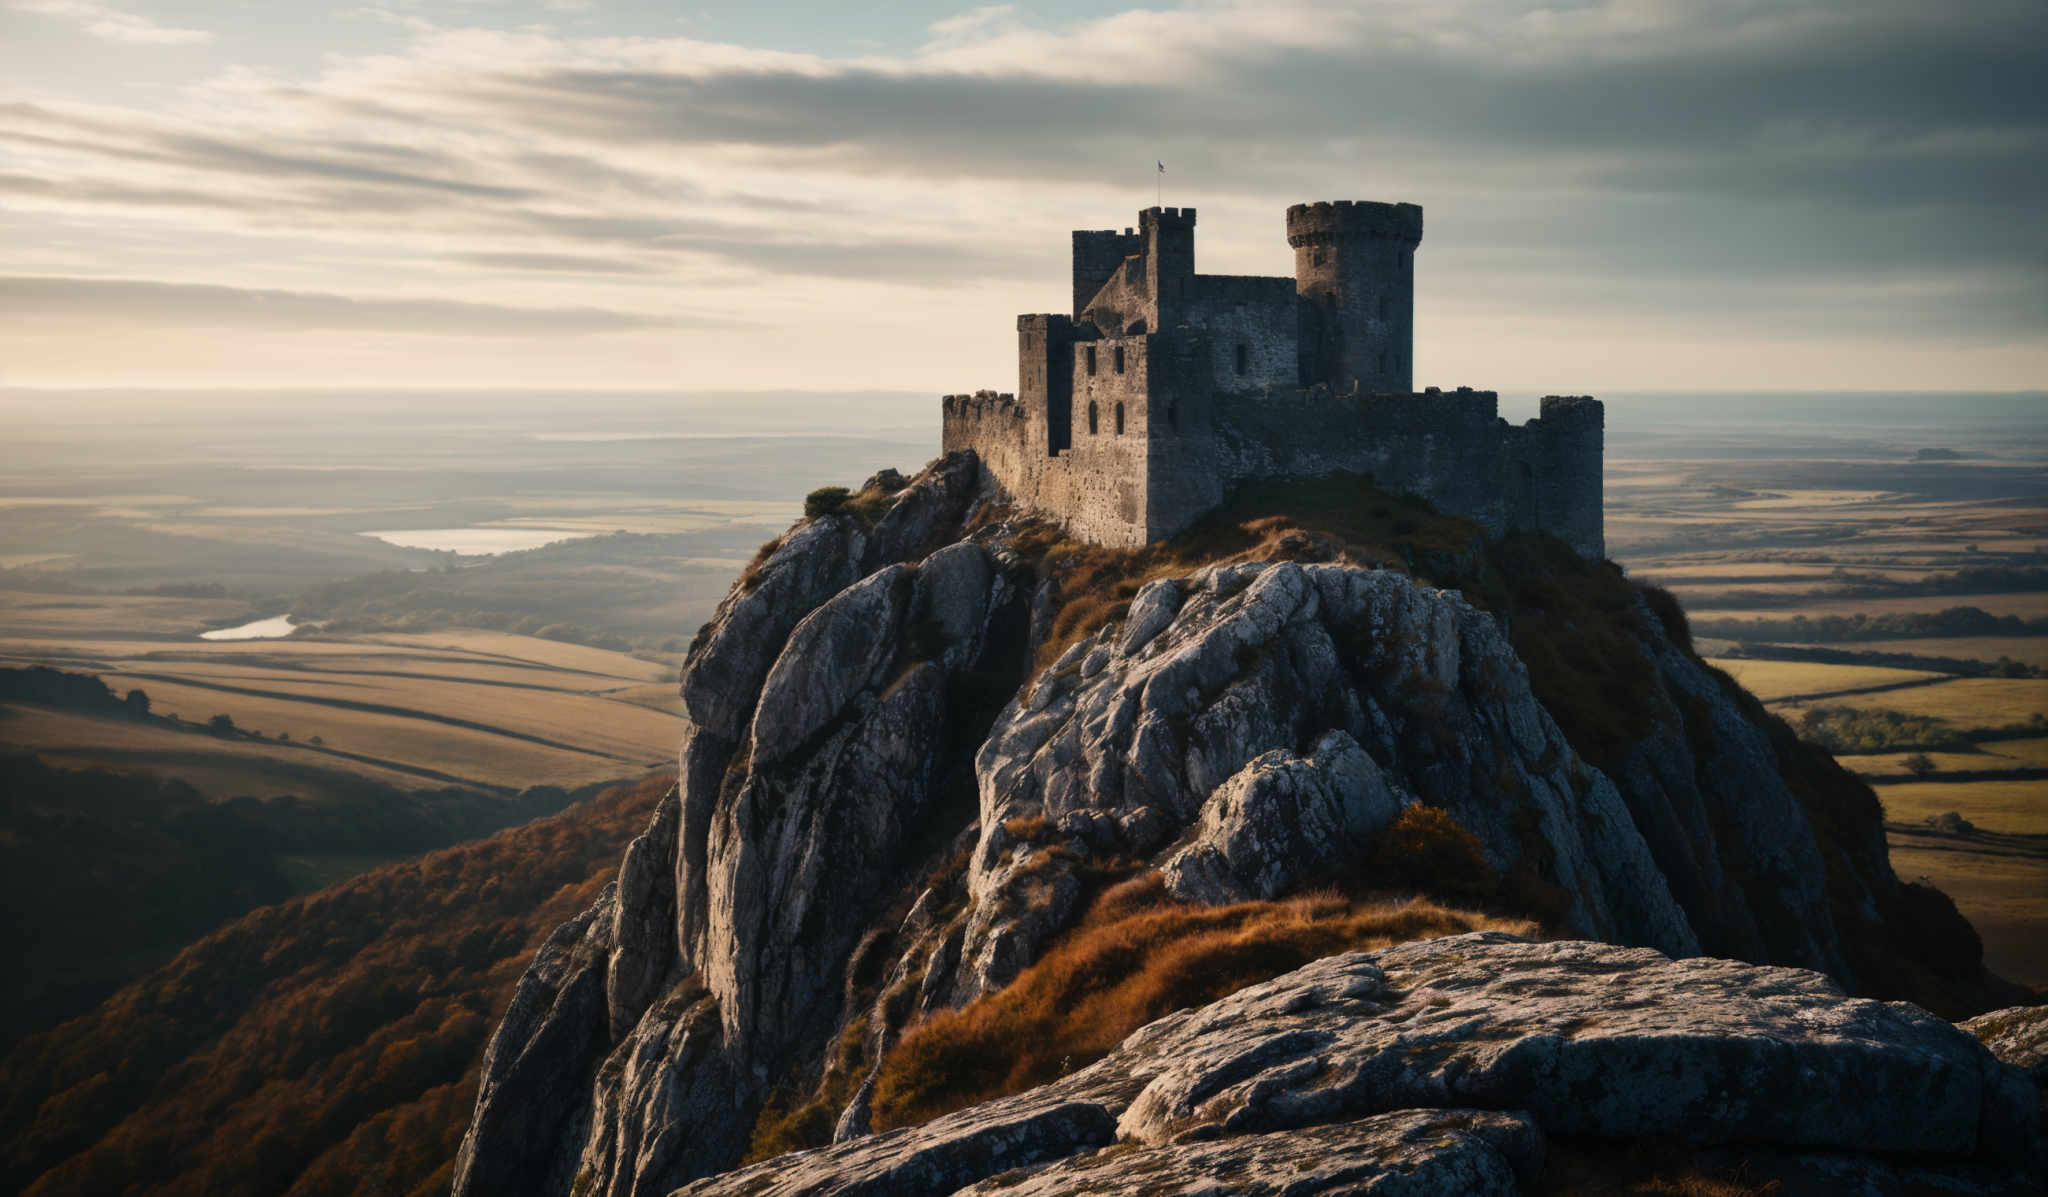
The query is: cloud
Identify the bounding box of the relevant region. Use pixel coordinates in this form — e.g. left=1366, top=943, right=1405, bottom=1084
left=450, top=251, right=664, bottom=275
left=0, top=276, right=690, bottom=335
left=11, top=0, right=212, bottom=44
left=0, top=0, right=2040, bottom=387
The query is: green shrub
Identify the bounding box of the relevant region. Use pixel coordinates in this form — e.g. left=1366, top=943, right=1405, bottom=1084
left=804, top=486, right=851, bottom=519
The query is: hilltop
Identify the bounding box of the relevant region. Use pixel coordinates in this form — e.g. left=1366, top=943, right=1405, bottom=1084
left=450, top=454, right=2042, bottom=1195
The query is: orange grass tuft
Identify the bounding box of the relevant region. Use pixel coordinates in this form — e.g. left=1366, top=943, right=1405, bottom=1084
left=868, top=877, right=1535, bottom=1130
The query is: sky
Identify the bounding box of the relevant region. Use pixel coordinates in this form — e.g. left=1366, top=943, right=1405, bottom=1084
left=0, top=0, right=2042, bottom=395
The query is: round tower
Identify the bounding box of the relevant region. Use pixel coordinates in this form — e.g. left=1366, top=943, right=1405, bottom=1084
left=1287, top=200, right=1423, bottom=394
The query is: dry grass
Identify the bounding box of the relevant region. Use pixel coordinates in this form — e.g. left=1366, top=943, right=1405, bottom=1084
left=868, top=876, right=1536, bottom=1131
left=1874, top=779, right=2048, bottom=836
left=1703, top=658, right=1943, bottom=702
left=1841, top=637, right=2048, bottom=669
left=1975, top=735, right=2048, bottom=768
left=0, top=705, right=443, bottom=798
left=1792, top=676, right=2044, bottom=731
left=1887, top=835, right=2048, bottom=988
left=1839, top=747, right=2015, bottom=777
left=0, top=602, right=682, bottom=792
left=0, top=590, right=247, bottom=641
left=1686, top=592, right=2048, bottom=623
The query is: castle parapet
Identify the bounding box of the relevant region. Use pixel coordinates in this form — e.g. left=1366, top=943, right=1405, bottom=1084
left=1285, top=200, right=1423, bottom=247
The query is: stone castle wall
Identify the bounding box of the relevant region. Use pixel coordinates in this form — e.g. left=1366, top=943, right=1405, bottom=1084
left=941, top=200, right=1604, bottom=558
left=943, top=331, right=1170, bottom=548
left=949, top=379, right=1605, bottom=558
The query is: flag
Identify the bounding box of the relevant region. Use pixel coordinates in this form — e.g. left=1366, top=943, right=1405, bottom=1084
left=1157, top=160, right=1165, bottom=173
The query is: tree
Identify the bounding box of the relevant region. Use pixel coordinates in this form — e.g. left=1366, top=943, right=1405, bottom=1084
left=207, top=713, right=237, bottom=736
left=1902, top=752, right=1937, bottom=779
left=123, top=688, right=151, bottom=718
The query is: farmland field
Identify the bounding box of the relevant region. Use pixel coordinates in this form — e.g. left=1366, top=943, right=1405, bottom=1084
left=0, top=594, right=684, bottom=793
left=1700, top=658, right=1944, bottom=702
left=1785, top=677, right=2044, bottom=726
left=1600, top=391, right=2048, bottom=988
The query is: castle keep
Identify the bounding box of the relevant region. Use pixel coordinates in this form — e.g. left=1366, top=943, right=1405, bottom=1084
left=941, top=201, right=1605, bottom=557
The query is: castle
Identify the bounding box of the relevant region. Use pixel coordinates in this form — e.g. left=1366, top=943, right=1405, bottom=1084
left=941, top=201, right=1605, bottom=557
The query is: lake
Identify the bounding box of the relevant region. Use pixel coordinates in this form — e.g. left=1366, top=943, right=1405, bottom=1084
left=200, top=614, right=297, bottom=641
left=359, top=528, right=596, bottom=554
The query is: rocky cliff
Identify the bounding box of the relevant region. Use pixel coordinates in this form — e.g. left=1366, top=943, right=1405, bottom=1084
left=454, top=456, right=2040, bottom=1196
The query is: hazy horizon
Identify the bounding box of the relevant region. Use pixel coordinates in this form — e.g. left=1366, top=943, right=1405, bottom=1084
left=3, top=0, right=2043, bottom=394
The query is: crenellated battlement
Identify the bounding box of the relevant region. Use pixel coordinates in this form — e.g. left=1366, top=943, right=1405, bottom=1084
left=1285, top=200, right=1423, bottom=246
left=940, top=200, right=1604, bottom=556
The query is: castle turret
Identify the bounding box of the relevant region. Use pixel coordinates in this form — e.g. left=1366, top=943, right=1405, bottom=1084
left=1287, top=201, right=1422, bottom=394
left=1140, top=206, right=1195, bottom=328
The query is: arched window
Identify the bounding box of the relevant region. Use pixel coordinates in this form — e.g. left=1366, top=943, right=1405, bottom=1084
left=1234, top=344, right=1248, bottom=375
left=1114, top=402, right=1126, bottom=435
left=1085, top=346, right=1097, bottom=376
left=1113, top=346, right=1125, bottom=374
left=1088, top=401, right=1099, bottom=435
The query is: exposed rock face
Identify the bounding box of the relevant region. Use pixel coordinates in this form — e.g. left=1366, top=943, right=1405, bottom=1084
left=954, top=1110, right=1543, bottom=1197
left=456, top=456, right=1022, bottom=1197
left=458, top=457, right=2018, bottom=1197
left=1967, top=1005, right=2048, bottom=1088
left=667, top=937, right=2041, bottom=1196
left=953, top=561, right=1698, bottom=1000
left=1606, top=601, right=1861, bottom=980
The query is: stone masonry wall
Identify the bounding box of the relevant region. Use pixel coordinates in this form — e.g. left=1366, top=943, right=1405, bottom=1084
left=1505, top=395, right=1605, bottom=558
left=943, top=201, right=1604, bottom=558
left=1183, top=275, right=1299, bottom=391
left=947, top=382, right=1606, bottom=558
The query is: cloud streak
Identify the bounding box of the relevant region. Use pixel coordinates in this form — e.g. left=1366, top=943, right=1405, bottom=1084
left=0, top=276, right=689, bottom=335
left=0, top=0, right=2040, bottom=388
left=11, top=0, right=212, bottom=45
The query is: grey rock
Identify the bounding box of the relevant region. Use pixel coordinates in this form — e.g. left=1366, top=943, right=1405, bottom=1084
left=1111, top=935, right=2036, bottom=1165
left=607, top=786, right=681, bottom=1040
left=572, top=986, right=746, bottom=1197
left=653, top=935, right=2039, bottom=1195
left=748, top=564, right=912, bottom=764
left=1965, top=1005, right=2048, bottom=1086
left=681, top=517, right=858, bottom=744
left=455, top=456, right=999, bottom=1197
left=672, top=1092, right=1119, bottom=1197
left=1608, top=597, right=1859, bottom=981
left=953, top=561, right=1698, bottom=999
left=1161, top=730, right=1406, bottom=904
left=1117, top=577, right=1183, bottom=656
left=452, top=887, right=617, bottom=1197
left=955, top=1109, right=1542, bottom=1196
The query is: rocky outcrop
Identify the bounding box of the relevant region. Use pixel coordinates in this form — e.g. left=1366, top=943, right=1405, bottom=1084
left=954, top=1110, right=1543, bottom=1197
left=458, top=459, right=2017, bottom=1196
left=670, top=936, right=2042, bottom=1195
left=951, top=561, right=1698, bottom=1001
left=455, top=456, right=1024, bottom=1197
left=1968, top=1005, right=2048, bottom=1088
